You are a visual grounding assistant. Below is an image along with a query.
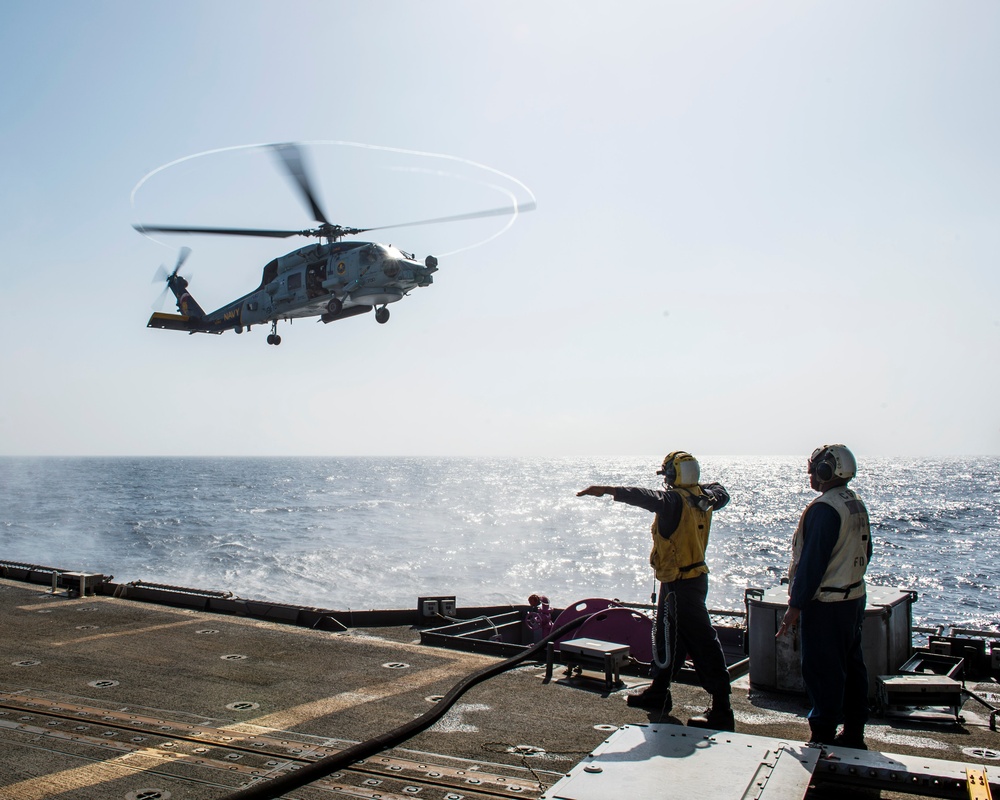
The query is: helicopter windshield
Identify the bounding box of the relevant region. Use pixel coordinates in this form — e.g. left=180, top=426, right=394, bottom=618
left=381, top=245, right=416, bottom=261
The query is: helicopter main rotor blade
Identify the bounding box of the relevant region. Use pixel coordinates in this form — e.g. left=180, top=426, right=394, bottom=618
left=360, top=201, right=537, bottom=234
left=134, top=223, right=302, bottom=239
left=270, top=143, right=330, bottom=226
left=134, top=194, right=536, bottom=243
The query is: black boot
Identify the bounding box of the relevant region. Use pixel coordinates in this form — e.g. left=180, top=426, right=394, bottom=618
left=833, top=724, right=867, bottom=750
left=807, top=720, right=836, bottom=746
left=626, top=678, right=672, bottom=711
left=688, top=694, right=735, bottom=731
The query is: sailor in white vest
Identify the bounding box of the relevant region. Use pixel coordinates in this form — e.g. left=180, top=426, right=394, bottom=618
left=777, top=444, right=872, bottom=749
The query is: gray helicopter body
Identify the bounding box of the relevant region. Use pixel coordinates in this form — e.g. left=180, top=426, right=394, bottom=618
left=148, top=240, right=437, bottom=338
left=139, top=142, right=527, bottom=345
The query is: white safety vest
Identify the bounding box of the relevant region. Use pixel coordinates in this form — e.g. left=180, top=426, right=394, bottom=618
left=789, top=487, right=870, bottom=603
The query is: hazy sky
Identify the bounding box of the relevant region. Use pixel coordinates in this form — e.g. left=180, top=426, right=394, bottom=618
left=1, top=1, right=997, bottom=457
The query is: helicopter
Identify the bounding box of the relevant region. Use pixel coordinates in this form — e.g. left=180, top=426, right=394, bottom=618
left=135, top=143, right=534, bottom=345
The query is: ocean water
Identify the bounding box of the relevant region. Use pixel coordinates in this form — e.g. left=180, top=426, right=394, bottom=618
left=1, top=456, right=997, bottom=633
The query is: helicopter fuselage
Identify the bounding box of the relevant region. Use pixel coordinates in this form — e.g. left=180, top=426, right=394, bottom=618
left=148, top=240, right=437, bottom=336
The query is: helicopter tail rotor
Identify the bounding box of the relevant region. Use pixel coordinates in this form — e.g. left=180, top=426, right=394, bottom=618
left=151, top=247, right=192, bottom=307
left=170, top=246, right=192, bottom=277
left=152, top=246, right=192, bottom=284
left=151, top=283, right=171, bottom=312
left=151, top=247, right=203, bottom=316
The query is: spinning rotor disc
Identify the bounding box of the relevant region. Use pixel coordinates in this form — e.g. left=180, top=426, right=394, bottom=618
left=134, top=143, right=535, bottom=244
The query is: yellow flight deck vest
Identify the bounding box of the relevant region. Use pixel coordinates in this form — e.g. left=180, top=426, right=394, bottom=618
left=789, top=487, right=870, bottom=603
left=649, top=486, right=712, bottom=583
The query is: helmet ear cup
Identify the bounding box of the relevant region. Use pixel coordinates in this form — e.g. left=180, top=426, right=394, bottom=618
left=814, top=456, right=834, bottom=483
left=810, top=444, right=856, bottom=483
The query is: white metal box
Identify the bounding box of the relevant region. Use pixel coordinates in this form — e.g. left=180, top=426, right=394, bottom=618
left=746, top=585, right=915, bottom=698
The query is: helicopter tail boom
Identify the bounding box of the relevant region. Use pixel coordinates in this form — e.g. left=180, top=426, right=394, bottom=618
left=147, top=312, right=223, bottom=334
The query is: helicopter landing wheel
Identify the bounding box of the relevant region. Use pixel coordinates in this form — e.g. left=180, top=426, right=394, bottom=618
left=375, top=306, right=390, bottom=324
left=327, top=297, right=343, bottom=315
left=266, top=334, right=282, bottom=346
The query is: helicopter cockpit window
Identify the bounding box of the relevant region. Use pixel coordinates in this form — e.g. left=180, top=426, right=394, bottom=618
left=287, top=272, right=302, bottom=291
left=261, top=259, right=279, bottom=287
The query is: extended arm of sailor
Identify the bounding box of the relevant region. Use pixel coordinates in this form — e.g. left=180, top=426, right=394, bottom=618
left=577, top=483, right=729, bottom=512
left=607, top=486, right=675, bottom=514
left=576, top=485, right=663, bottom=509
left=576, top=485, right=615, bottom=498
left=578, top=486, right=683, bottom=540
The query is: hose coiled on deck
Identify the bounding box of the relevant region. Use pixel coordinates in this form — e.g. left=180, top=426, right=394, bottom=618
left=218, top=611, right=595, bottom=800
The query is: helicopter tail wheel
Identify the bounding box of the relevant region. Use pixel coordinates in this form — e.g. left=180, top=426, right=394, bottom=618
left=375, top=306, right=390, bottom=324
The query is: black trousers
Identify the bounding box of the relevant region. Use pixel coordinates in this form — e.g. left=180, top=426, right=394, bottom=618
left=800, top=595, right=868, bottom=731
left=651, top=572, right=731, bottom=698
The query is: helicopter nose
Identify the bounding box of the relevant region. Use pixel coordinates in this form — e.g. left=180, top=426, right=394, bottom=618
left=382, top=259, right=400, bottom=278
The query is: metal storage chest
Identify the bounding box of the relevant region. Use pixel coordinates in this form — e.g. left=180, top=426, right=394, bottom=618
left=746, top=585, right=915, bottom=697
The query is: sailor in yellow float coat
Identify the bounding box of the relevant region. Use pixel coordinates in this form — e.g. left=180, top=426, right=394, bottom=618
left=648, top=484, right=713, bottom=583
left=578, top=451, right=734, bottom=731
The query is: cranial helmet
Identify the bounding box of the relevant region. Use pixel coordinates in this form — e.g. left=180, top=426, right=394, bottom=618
left=808, top=444, right=857, bottom=483
left=657, top=451, right=700, bottom=487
